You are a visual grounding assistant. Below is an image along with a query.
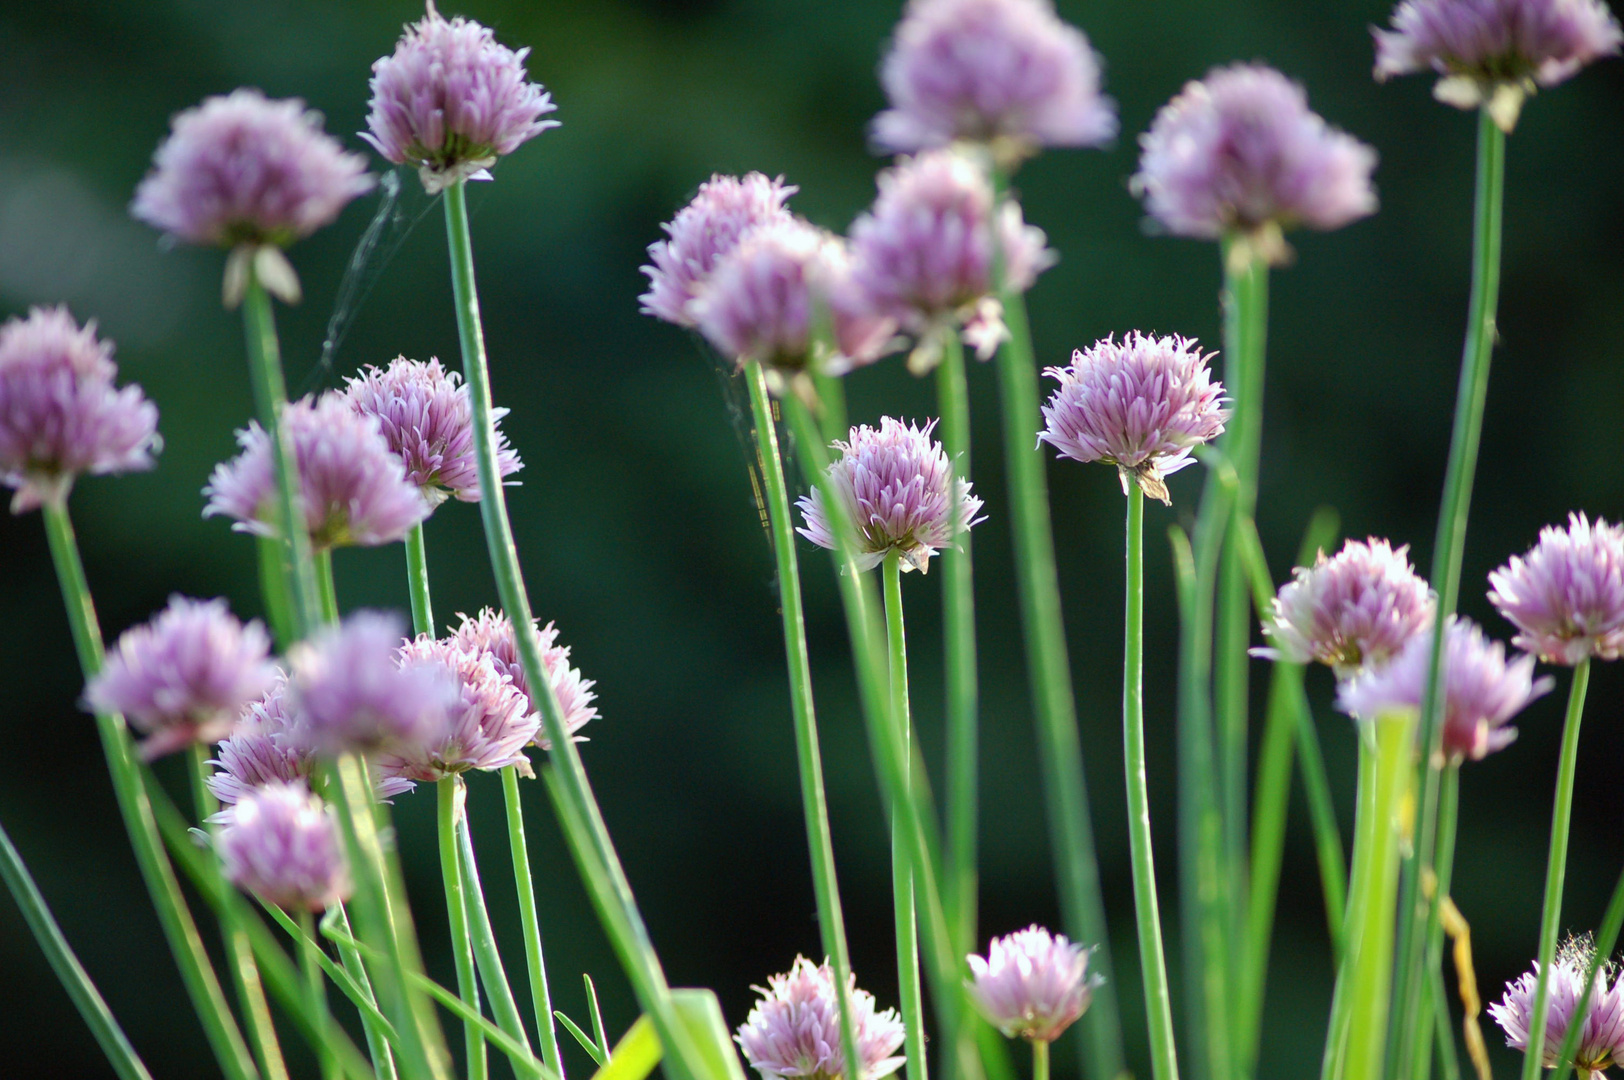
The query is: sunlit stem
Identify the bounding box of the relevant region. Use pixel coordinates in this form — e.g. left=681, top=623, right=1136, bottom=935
left=885, top=549, right=929, bottom=1080
left=438, top=778, right=487, bottom=1080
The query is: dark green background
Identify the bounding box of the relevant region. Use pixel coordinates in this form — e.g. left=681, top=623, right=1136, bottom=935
left=1, top=0, right=1621, bottom=1076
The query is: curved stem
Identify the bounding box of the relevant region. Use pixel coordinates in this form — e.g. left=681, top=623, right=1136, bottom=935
left=405, top=524, right=435, bottom=638
left=503, top=767, right=566, bottom=1080
left=438, top=778, right=487, bottom=1080
left=885, top=551, right=928, bottom=1080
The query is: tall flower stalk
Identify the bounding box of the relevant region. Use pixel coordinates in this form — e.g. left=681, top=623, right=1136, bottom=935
left=436, top=778, right=486, bottom=1080
left=883, top=549, right=928, bottom=1080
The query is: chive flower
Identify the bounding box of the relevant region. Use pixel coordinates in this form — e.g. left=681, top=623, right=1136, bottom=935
left=1488, top=937, right=1624, bottom=1075
left=83, top=596, right=278, bottom=762
left=216, top=780, right=352, bottom=912
left=364, top=1, right=559, bottom=194
left=1133, top=65, right=1378, bottom=266
left=0, top=307, right=159, bottom=513
left=1374, top=0, right=1622, bottom=131
left=735, top=956, right=907, bottom=1080
left=966, top=926, right=1101, bottom=1043
left=450, top=608, right=599, bottom=744
left=872, top=0, right=1117, bottom=163
left=796, top=416, right=983, bottom=574
left=1258, top=538, right=1435, bottom=678
left=1037, top=331, right=1227, bottom=505
left=377, top=636, right=540, bottom=782
left=1488, top=512, right=1624, bottom=666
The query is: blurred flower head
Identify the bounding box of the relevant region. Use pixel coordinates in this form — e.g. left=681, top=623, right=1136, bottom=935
left=1488, top=512, right=1624, bottom=666
left=966, top=925, right=1100, bottom=1043
left=450, top=608, right=598, bottom=745
left=735, top=956, right=906, bottom=1080
left=216, top=780, right=352, bottom=912
left=1487, top=937, right=1624, bottom=1072
left=377, top=635, right=539, bottom=782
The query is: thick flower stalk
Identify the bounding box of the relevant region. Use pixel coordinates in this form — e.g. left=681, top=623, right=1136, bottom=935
left=216, top=780, right=353, bottom=913
left=1490, top=941, right=1624, bottom=1076
left=364, top=1, right=559, bottom=193
left=378, top=636, right=539, bottom=781
left=967, top=926, right=1100, bottom=1045
left=1489, top=512, right=1624, bottom=665
left=735, top=957, right=906, bottom=1080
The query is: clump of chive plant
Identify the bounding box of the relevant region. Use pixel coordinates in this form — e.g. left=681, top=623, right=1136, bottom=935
left=735, top=956, right=907, bottom=1080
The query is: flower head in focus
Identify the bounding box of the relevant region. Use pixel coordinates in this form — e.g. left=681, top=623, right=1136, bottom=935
left=1038, top=332, right=1226, bottom=505
left=1258, top=538, right=1435, bottom=678
left=967, top=926, right=1100, bottom=1043
left=377, top=635, right=539, bottom=782
left=1374, top=0, right=1622, bottom=131
left=1487, top=936, right=1624, bottom=1072
left=796, top=416, right=983, bottom=574
left=365, top=1, right=559, bottom=193
left=1488, top=512, right=1624, bottom=666
left=0, top=307, right=159, bottom=513
left=216, top=781, right=352, bottom=912
left=450, top=608, right=599, bottom=745
left=735, top=956, right=906, bottom=1080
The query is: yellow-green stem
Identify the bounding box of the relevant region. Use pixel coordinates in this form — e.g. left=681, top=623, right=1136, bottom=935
left=299, top=910, right=341, bottom=1080
left=885, top=551, right=928, bottom=1080
left=405, top=524, right=434, bottom=638
left=438, top=778, right=487, bottom=1080
left=502, top=767, right=566, bottom=1080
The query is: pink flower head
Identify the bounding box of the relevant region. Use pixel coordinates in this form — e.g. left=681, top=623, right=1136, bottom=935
left=1374, top=0, right=1622, bottom=130
left=364, top=2, right=559, bottom=193
left=204, top=391, right=429, bottom=550
left=1133, top=65, right=1378, bottom=264
left=450, top=608, right=598, bottom=745
left=1488, top=513, right=1624, bottom=666
left=0, top=307, right=159, bottom=513
left=132, top=88, right=372, bottom=249
left=1488, top=939, right=1624, bottom=1072
left=1038, top=332, right=1227, bottom=505
left=735, top=957, right=906, bottom=1080
left=966, top=926, right=1101, bottom=1043
left=377, top=636, right=539, bottom=782
left=1337, top=616, right=1553, bottom=762
left=83, top=596, right=278, bottom=762
left=640, top=173, right=799, bottom=328
left=1258, top=538, right=1435, bottom=677
left=796, top=416, right=983, bottom=574
left=216, top=781, right=352, bottom=912
left=343, top=356, right=520, bottom=507
left=872, top=0, right=1117, bottom=162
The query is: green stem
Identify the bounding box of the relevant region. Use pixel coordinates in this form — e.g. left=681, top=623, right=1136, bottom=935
left=1033, top=1041, right=1049, bottom=1080
left=330, top=900, right=400, bottom=1080
left=1521, top=660, right=1592, bottom=1080
left=745, top=361, right=862, bottom=1080
left=0, top=816, right=154, bottom=1080
left=885, top=551, right=929, bottom=1080
left=1551, top=857, right=1624, bottom=1080
left=439, top=778, right=487, bottom=1080
left=1293, top=683, right=1348, bottom=964
left=1322, top=725, right=1378, bottom=1080
left=442, top=179, right=706, bottom=1080
left=1391, top=108, right=1507, bottom=1071
left=41, top=500, right=260, bottom=1080
left=1429, top=965, right=1461, bottom=1080
left=1410, top=766, right=1463, bottom=1080
left=257, top=536, right=296, bottom=650
left=503, top=766, right=566, bottom=1080
left=315, top=549, right=339, bottom=626
left=405, top=524, right=435, bottom=637
left=1124, top=481, right=1180, bottom=1080
left=300, top=910, right=342, bottom=1080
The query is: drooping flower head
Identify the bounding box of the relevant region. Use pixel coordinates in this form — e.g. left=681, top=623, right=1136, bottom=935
left=1488, top=513, right=1624, bottom=666
left=640, top=173, right=799, bottom=327
left=216, top=781, right=352, bottom=912
left=364, top=1, right=559, bottom=193
left=1133, top=65, right=1378, bottom=266
left=966, top=926, right=1101, bottom=1043
left=1258, top=538, right=1435, bottom=678
left=377, top=636, right=539, bottom=782
left=204, top=392, right=429, bottom=549
left=1337, top=616, right=1553, bottom=762
left=848, top=148, right=1055, bottom=371
left=287, top=611, right=459, bottom=756
left=1038, top=332, right=1227, bottom=505
left=872, top=0, right=1117, bottom=163
left=1374, top=0, right=1622, bottom=130
left=796, top=417, right=983, bottom=574
left=0, top=307, right=159, bottom=513
left=343, top=356, right=520, bottom=507
left=735, top=956, right=906, bottom=1080
left=1488, top=937, right=1624, bottom=1073
left=450, top=608, right=598, bottom=744
left=83, top=596, right=278, bottom=762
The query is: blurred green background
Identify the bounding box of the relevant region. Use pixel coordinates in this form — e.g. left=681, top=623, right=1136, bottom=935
left=1, top=0, right=1621, bottom=1077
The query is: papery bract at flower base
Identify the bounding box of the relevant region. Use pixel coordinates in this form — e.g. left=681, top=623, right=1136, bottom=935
left=1488, top=939, right=1624, bottom=1074
left=735, top=956, right=906, bottom=1080
left=967, top=925, right=1100, bottom=1043
left=216, top=780, right=353, bottom=913
left=450, top=608, right=599, bottom=744
left=1488, top=512, right=1624, bottom=666
left=377, top=636, right=539, bottom=782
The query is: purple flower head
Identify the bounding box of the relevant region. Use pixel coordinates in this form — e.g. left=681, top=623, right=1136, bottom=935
left=343, top=356, right=520, bottom=507
left=0, top=307, right=159, bottom=513
left=796, top=417, right=983, bottom=574
left=848, top=149, right=1054, bottom=371
left=1038, top=332, right=1227, bottom=506
left=132, top=89, right=372, bottom=250
left=364, top=1, right=559, bottom=194
left=1374, top=0, right=1622, bottom=130
left=377, top=636, right=539, bottom=782
left=1258, top=538, right=1435, bottom=677
left=450, top=608, right=598, bottom=745
left=216, top=781, right=352, bottom=912
left=735, top=956, right=906, bottom=1080
left=1488, top=513, right=1624, bottom=666
left=287, top=611, right=459, bottom=756
left=83, top=596, right=278, bottom=762
left=872, top=0, right=1117, bottom=164
left=1337, top=616, right=1553, bottom=762
left=640, top=173, right=799, bottom=328
left=1488, top=938, right=1624, bottom=1072
left=966, top=925, right=1101, bottom=1043
left=204, top=392, right=429, bottom=550
left=1133, top=65, right=1378, bottom=266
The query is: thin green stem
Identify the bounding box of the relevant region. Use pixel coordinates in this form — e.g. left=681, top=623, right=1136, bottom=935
left=443, top=179, right=705, bottom=1080
left=1323, top=725, right=1378, bottom=1080
left=300, top=910, right=341, bottom=1080
left=503, top=766, right=566, bottom=1080
left=1410, top=767, right=1463, bottom=1080
left=330, top=901, right=400, bottom=1080
left=1429, top=965, right=1461, bottom=1080
left=1552, top=857, right=1624, bottom=1080
left=1033, top=1041, right=1049, bottom=1080
left=405, top=524, right=435, bottom=637
left=42, top=500, right=260, bottom=1080
left=257, top=536, right=296, bottom=650
left=885, top=551, right=929, bottom=1080
left=1293, top=683, right=1348, bottom=963
left=439, top=778, right=487, bottom=1080
left=315, top=549, right=339, bottom=626
left=1392, top=109, right=1507, bottom=1073
left=745, top=361, right=862, bottom=1080
left=1521, top=660, right=1592, bottom=1080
